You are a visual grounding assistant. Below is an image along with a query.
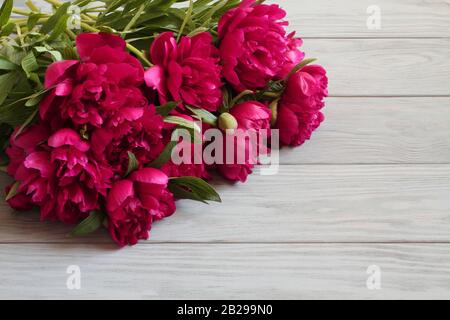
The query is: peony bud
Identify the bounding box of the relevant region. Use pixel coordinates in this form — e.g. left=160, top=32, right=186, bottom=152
left=218, top=113, right=238, bottom=131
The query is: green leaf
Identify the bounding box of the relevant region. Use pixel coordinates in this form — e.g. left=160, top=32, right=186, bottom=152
left=27, top=13, right=46, bottom=30
left=0, top=0, right=13, bottom=28
left=125, top=151, right=139, bottom=176
left=165, top=115, right=203, bottom=144
left=70, top=211, right=106, bottom=237
left=21, top=52, right=39, bottom=78
left=169, top=177, right=221, bottom=204
left=0, top=56, right=17, bottom=70
left=150, top=140, right=178, bottom=168
left=34, top=46, right=63, bottom=62
left=0, top=22, right=14, bottom=36
left=40, top=2, right=70, bottom=35
left=14, top=107, right=38, bottom=139
left=0, top=71, right=20, bottom=105
left=5, top=181, right=20, bottom=201
left=155, top=101, right=178, bottom=117
left=186, top=105, right=217, bottom=126
left=164, top=115, right=201, bottom=133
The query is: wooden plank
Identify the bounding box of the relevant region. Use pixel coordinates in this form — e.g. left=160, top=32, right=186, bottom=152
left=283, top=97, right=450, bottom=164
left=15, top=0, right=450, bottom=38
left=276, top=0, right=450, bottom=38
left=1, top=243, right=450, bottom=299
left=2, top=165, right=450, bottom=243
left=302, top=38, right=450, bottom=96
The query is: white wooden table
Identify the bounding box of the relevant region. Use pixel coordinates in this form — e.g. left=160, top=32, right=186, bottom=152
left=1, top=0, right=450, bottom=300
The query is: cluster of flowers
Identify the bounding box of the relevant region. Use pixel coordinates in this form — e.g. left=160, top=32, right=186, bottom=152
left=5, top=0, right=328, bottom=246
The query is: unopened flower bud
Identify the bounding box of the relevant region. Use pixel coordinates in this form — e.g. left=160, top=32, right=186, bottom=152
left=218, top=112, right=238, bottom=131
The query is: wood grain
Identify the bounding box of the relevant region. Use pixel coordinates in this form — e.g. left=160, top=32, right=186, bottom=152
left=2, top=164, right=450, bottom=243
left=303, top=38, right=450, bottom=96
left=1, top=243, right=450, bottom=299
left=15, top=0, right=450, bottom=38
left=273, top=0, right=450, bottom=38
left=283, top=97, right=450, bottom=164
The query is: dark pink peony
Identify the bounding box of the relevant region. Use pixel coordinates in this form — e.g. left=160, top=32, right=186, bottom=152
left=145, top=32, right=222, bottom=112
left=216, top=101, right=271, bottom=183
left=6, top=123, right=50, bottom=177
left=230, top=101, right=272, bottom=131
left=218, top=0, right=304, bottom=92
left=107, top=168, right=176, bottom=246
left=91, top=106, right=165, bottom=177
left=40, top=33, right=146, bottom=130
left=6, top=128, right=112, bottom=224
left=276, top=65, right=328, bottom=146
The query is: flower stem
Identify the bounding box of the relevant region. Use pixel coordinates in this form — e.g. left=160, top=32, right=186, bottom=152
left=126, top=44, right=153, bottom=67
left=121, top=4, right=145, bottom=38
left=42, top=0, right=62, bottom=7
left=12, top=8, right=31, bottom=16
left=66, top=28, right=77, bottom=40
left=25, top=0, right=40, bottom=12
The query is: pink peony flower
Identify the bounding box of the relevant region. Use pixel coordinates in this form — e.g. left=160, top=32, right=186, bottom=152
left=107, top=168, right=176, bottom=246
left=91, top=106, right=165, bottom=177
left=218, top=0, right=304, bottom=92
left=216, top=101, right=271, bottom=183
left=40, top=33, right=146, bottom=130
left=7, top=128, right=112, bottom=224
left=145, top=32, right=223, bottom=112
left=276, top=65, right=328, bottom=146
left=230, top=101, right=272, bottom=131
left=6, top=123, right=50, bottom=177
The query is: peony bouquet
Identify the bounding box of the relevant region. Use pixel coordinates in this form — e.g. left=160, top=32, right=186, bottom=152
left=0, top=0, right=328, bottom=246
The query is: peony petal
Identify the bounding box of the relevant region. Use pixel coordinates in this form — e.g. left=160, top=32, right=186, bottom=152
left=106, top=180, right=134, bottom=214
left=130, top=168, right=168, bottom=187
left=24, top=151, right=54, bottom=178
left=44, top=60, right=79, bottom=89
left=76, top=33, right=126, bottom=61
left=150, top=32, right=176, bottom=66
left=144, top=65, right=167, bottom=103
left=48, top=129, right=90, bottom=152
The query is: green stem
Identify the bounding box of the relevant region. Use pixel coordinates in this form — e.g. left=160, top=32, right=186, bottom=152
left=42, top=0, right=62, bottom=7
left=66, top=28, right=77, bottom=40
left=80, top=22, right=98, bottom=32
left=262, top=92, right=281, bottom=98
left=25, top=0, right=40, bottom=12
left=12, top=8, right=31, bottom=16
left=177, top=0, right=193, bottom=42
left=230, top=90, right=255, bottom=107
left=121, top=4, right=145, bottom=38
left=126, top=44, right=153, bottom=67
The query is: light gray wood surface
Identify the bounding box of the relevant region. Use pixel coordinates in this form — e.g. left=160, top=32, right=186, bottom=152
left=1, top=244, right=450, bottom=300
left=2, top=165, right=450, bottom=243
left=2, top=0, right=450, bottom=300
